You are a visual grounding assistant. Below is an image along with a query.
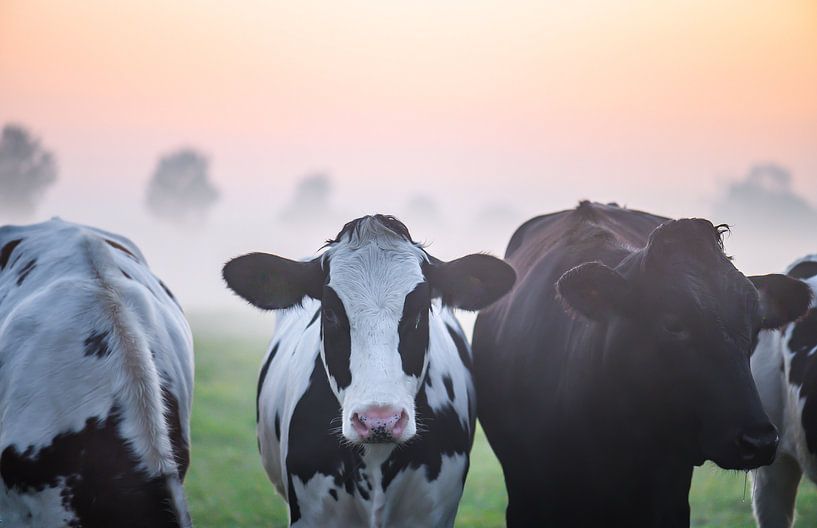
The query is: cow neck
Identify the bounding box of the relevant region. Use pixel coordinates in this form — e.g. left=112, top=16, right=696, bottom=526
left=570, top=322, right=697, bottom=488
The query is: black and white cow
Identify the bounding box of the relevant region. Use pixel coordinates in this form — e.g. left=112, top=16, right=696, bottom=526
left=223, top=214, right=515, bottom=527
left=0, top=219, right=194, bottom=527
left=472, top=202, right=811, bottom=527
left=751, top=255, right=817, bottom=527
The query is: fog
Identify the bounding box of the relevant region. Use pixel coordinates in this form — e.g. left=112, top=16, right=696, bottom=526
left=0, top=124, right=57, bottom=218
left=145, top=148, right=220, bottom=225
left=2, top=136, right=814, bottom=339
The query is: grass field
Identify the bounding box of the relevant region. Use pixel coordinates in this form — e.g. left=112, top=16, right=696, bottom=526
left=185, top=332, right=817, bottom=527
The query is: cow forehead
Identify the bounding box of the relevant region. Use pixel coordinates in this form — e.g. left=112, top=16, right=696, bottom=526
left=326, top=243, right=426, bottom=316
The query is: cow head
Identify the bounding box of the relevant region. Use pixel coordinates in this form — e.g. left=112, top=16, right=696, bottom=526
left=224, top=215, right=514, bottom=444
left=557, top=218, right=811, bottom=469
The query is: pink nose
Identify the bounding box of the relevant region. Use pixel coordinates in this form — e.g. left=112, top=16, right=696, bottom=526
left=351, top=406, right=408, bottom=442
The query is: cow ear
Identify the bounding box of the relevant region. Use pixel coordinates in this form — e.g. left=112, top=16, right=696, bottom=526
left=424, top=254, right=516, bottom=311
left=223, top=253, right=323, bottom=310
left=556, top=262, right=633, bottom=320
left=748, top=274, right=812, bottom=329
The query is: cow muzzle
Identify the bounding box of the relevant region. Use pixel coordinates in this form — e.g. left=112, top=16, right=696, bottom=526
left=350, top=405, right=409, bottom=443
left=708, top=422, right=779, bottom=470
left=733, top=424, right=779, bottom=467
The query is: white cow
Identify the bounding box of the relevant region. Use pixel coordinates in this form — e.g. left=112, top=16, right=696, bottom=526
left=0, top=219, right=193, bottom=528
left=223, top=214, right=515, bottom=527
left=752, top=255, right=817, bottom=528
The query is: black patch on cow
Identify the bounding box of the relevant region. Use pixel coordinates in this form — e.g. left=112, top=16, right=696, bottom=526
left=788, top=261, right=817, bottom=280
left=84, top=330, right=111, bottom=358
left=399, top=282, right=430, bottom=377
left=0, top=406, right=183, bottom=527
left=306, top=308, right=320, bottom=329
left=287, top=473, right=302, bottom=522
left=257, top=343, right=279, bottom=422
left=321, top=286, right=352, bottom=390
left=381, top=384, right=470, bottom=490
left=105, top=239, right=138, bottom=261
left=161, top=386, right=190, bottom=480
left=329, top=488, right=338, bottom=500
left=274, top=412, right=281, bottom=440
left=0, top=239, right=22, bottom=269
left=159, top=280, right=176, bottom=300
left=442, top=374, right=455, bottom=401
left=16, top=258, right=37, bottom=285
left=445, top=323, right=472, bottom=371
left=157, top=279, right=182, bottom=311
left=788, top=308, right=817, bottom=453
left=286, top=354, right=369, bottom=522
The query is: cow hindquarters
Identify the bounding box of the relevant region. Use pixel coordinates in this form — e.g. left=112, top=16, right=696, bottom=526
left=752, top=453, right=801, bottom=528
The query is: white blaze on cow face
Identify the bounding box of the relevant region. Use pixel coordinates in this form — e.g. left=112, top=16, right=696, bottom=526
left=320, top=221, right=430, bottom=444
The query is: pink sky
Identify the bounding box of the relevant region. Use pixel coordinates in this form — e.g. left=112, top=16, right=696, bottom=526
left=1, top=0, right=816, bottom=308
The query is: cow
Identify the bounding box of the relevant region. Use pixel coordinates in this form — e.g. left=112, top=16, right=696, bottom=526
left=751, top=254, right=817, bottom=528
left=222, top=214, right=515, bottom=527
left=0, top=219, right=194, bottom=528
left=472, top=201, right=812, bottom=527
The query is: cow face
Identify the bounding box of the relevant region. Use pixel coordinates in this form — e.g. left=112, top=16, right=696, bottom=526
left=557, top=219, right=811, bottom=469
left=224, top=215, right=514, bottom=445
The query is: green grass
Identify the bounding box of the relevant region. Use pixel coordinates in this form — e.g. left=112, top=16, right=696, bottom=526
left=185, top=334, right=817, bottom=527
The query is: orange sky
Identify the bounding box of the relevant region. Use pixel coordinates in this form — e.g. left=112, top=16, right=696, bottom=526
left=1, top=0, right=816, bottom=211
left=1, top=0, right=816, bottom=308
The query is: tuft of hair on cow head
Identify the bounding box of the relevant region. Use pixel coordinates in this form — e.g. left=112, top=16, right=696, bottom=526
left=642, top=218, right=730, bottom=273
left=423, top=253, right=516, bottom=311
left=556, top=261, right=634, bottom=321
left=748, top=273, right=813, bottom=329
left=222, top=253, right=324, bottom=310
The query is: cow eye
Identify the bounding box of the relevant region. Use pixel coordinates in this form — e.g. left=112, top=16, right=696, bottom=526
left=661, top=316, right=689, bottom=339
left=323, top=308, right=339, bottom=326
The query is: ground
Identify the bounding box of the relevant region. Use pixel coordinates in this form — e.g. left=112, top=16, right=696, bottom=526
left=185, top=333, right=817, bottom=527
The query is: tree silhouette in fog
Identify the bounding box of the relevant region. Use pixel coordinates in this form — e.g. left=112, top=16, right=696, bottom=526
left=405, top=195, right=442, bottom=223
left=0, top=123, right=57, bottom=218
left=145, top=148, right=220, bottom=225
left=279, top=172, right=334, bottom=222
left=714, top=163, right=817, bottom=231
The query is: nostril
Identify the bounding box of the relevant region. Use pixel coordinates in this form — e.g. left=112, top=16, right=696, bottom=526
left=351, top=413, right=369, bottom=437
left=391, top=410, right=409, bottom=438
left=735, top=425, right=779, bottom=460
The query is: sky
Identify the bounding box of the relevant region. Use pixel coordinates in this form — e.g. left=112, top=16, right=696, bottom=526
left=1, top=0, right=816, bottom=314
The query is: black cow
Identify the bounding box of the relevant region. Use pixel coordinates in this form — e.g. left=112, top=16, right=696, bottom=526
left=473, top=201, right=811, bottom=527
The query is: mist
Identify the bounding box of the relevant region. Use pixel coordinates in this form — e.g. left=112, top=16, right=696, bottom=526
left=8, top=147, right=812, bottom=337
left=0, top=124, right=58, bottom=220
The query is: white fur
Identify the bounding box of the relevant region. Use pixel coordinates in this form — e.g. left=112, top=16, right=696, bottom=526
left=322, top=228, right=430, bottom=442
left=751, top=255, right=817, bottom=528
left=0, top=219, right=193, bottom=527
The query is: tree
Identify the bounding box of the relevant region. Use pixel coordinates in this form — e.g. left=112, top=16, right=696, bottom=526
left=279, top=172, right=334, bottom=222
left=714, top=163, right=817, bottom=230
left=0, top=123, right=57, bottom=218
left=145, top=148, right=219, bottom=225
